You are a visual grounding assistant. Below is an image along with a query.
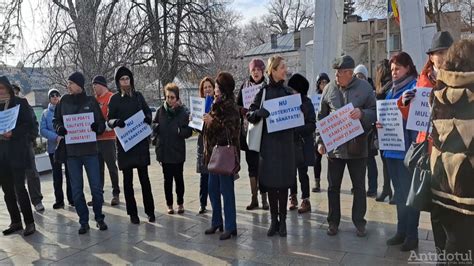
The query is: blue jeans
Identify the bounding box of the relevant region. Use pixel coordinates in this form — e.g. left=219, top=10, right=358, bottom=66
left=208, top=173, right=236, bottom=231
left=67, top=155, right=105, bottom=225
left=367, top=155, right=378, bottom=194
left=385, top=158, right=420, bottom=240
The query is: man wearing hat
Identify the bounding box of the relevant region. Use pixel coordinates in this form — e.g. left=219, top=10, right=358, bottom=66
left=316, top=55, right=376, bottom=237
left=53, top=71, right=108, bottom=234
left=91, top=75, right=121, bottom=207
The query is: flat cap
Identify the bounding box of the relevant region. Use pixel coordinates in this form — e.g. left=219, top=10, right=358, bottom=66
left=332, top=55, right=355, bottom=69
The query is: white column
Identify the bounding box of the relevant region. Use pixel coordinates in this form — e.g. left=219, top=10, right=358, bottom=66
left=312, top=0, right=343, bottom=86
left=397, top=0, right=436, bottom=71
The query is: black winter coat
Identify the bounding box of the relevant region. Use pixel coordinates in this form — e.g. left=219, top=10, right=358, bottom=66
left=294, top=95, right=316, bottom=167
left=153, top=104, right=192, bottom=164
left=247, top=80, right=296, bottom=190
left=53, top=92, right=105, bottom=157
left=0, top=97, right=35, bottom=169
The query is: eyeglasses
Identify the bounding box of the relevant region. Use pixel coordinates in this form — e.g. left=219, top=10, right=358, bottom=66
left=119, top=76, right=130, bottom=81
left=50, top=93, right=60, bottom=98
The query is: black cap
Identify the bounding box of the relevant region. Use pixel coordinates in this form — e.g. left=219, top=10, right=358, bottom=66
left=332, top=55, right=355, bottom=69
left=68, top=71, right=85, bottom=89
left=92, top=75, right=108, bottom=88
left=288, top=73, right=309, bottom=95
left=426, top=31, right=453, bottom=54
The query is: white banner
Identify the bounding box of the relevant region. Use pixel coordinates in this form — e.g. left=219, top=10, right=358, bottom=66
left=189, top=96, right=205, bottom=131
left=376, top=99, right=405, bottom=151
left=242, top=84, right=262, bottom=109
left=63, top=112, right=96, bottom=144
left=310, top=94, right=322, bottom=114
left=114, top=110, right=152, bottom=152
left=406, top=87, right=431, bottom=132
left=263, top=94, right=304, bottom=133
left=0, top=105, right=20, bottom=134
left=316, top=103, right=364, bottom=152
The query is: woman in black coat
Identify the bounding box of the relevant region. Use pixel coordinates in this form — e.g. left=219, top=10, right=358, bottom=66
left=247, top=55, right=296, bottom=237
left=0, top=76, right=36, bottom=236
left=153, top=83, right=192, bottom=215
left=108, top=66, right=155, bottom=224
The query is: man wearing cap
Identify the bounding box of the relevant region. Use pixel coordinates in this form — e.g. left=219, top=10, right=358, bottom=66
left=40, top=89, right=74, bottom=209
left=53, top=71, right=108, bottom=234
left=91, top=75, right=120, bottom=206
left=316, top=55, right=376, bottom=237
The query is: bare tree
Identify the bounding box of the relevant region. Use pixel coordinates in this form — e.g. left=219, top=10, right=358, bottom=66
left=241, top=19, right=269, bottom=51
left=0, top=0, right=23, bottom=63
left=264, top=0, right=314, bottom=34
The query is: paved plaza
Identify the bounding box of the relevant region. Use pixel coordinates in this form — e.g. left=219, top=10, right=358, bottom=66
left=0, top=137, right=436, bottom=265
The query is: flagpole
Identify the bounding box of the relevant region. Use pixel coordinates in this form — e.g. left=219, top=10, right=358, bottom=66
left=387, top=10, right=391, bottom=59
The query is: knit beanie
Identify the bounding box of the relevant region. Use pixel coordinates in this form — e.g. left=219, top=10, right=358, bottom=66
left=68, top=72, right=85, bottom=89
left=92, top=75, right=108, bottom=88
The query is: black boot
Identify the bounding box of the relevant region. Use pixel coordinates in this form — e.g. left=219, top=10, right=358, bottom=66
left=23, top=223, right=36, bottom=236
left=2, top=223, right=23, bottom=235
left=278, top=213, right=287, bottom=237
left=375, top=190, right=393, bottom=202
left=267, top=215, right=279, bottom=236
left=205, top=225, right=223, bottom=234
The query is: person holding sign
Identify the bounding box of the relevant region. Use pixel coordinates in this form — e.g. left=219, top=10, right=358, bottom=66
left=203, top=72, right=240, bottom=240
left=247, top=55, right=296, bottom=237
left=53, top=72, right=108, bottom=234
left=311, top=73, right=330, bottom=193
left=376, top=52, right=420, bottom=251
left=108, top=66, right=155, bottom=225
left=316, top=55, right=376, bottom=238
left=194, top=76, right=215, bottom=214
left=237, top=58, right=269, bottom=211
left=287, top=73, right=315, bottom=214
left=153, top=83, right=192, bottom=215
left=0, top=76, right=36, bottom=236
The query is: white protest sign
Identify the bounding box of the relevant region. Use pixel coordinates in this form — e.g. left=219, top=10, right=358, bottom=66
left=114, top=110, right=152, bottom=152
left=376, top=99, right=405, bottom=151
left=189, top=96, right=205, bottom=131
left=63, top=112, right=96, bottom=144
left=242, top=84, right=262, bottom=109
left=310, top=94, right=322, bottom=114
left=0, top=105, right=20, bottom=134
left=316, top=103, right=364, bottom=152
left=406, top=87, right=431, bottom=132
left=263, top=94, right=304, bottom=133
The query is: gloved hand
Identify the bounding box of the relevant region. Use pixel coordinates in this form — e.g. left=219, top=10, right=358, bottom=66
left=57, top=126, right=67, bottom=136
left=143, top=116, right=152, bottom=125
left=402, top=89, right=416, bottom=106
left=113, top=119, right=126, bottom=128
left=90, top=122, right=99, bottom=133
left=255, top=108, right=270, bottom=118
left=299, top=104, right=306, bottom=114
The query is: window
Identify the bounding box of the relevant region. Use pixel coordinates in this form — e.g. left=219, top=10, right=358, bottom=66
left=389, top=34, right=401, bottom=52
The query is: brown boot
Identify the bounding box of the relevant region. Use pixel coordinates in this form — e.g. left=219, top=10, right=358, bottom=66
left=246, top=177, right=259, bottom=210
left=261, top=192, right=269, bottom=210
left=298, top=199, right=311, bottom=213
left=288, top=194, right=298, bottom=211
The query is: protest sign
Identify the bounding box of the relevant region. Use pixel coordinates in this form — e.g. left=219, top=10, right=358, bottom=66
left=0, top=105, right=19, bottom=134
left=114, top=110, right=152, bottom=152
left=242, top=84, right=262, bottom=109
left=406, top=87, right=431, bottom=132
left=310, top=94, right=322, bottom=114
left=189, top=96, right=206, bottom=131
left=63, top=112, right=96, bottom=144
left=376, top=99, right=405, bottom=151
left=316, top=103, right=364, bottom=152
left=263, top=94, right=304, bottom=133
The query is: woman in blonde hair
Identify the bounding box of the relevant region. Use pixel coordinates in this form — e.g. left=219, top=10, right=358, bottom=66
left=247, top=55, right=296, bottom=237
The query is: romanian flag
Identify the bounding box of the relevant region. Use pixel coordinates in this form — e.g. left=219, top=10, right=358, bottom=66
left=388, top=0, right=400, bottom=24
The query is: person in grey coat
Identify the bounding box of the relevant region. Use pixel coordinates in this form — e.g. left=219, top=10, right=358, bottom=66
left=316, top=55, right=376, bottom=237
left=247, top=55, right=296, bottom=237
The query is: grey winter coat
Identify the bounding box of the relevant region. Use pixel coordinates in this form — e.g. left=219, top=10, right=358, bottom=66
left=316, top=77, right=376, bottom=159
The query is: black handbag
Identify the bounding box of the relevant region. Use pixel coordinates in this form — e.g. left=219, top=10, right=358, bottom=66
left=405, top=102, right=434, bottom=212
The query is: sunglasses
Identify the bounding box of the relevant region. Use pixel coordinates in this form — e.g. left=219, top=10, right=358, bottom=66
left=50, top=93, right=60, bottom=98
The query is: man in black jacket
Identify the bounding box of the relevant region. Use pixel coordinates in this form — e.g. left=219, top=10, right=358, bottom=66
left=53, top=72, right=108, bottom=234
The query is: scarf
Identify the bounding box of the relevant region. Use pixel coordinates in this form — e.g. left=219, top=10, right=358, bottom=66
left=392, top=74, right=416, bottom=94
left=163, top=102, right=177, bottom=118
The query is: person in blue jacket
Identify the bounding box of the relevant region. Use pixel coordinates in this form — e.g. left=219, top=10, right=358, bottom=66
left=40, top=89, right=73, bottom=209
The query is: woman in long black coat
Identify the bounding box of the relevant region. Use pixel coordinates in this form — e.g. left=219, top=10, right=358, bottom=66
left=0, top=76, right=36, bottom=236
left=108, top=66, right=155, bottom=224
left=247, top=55, right=296, bottom=237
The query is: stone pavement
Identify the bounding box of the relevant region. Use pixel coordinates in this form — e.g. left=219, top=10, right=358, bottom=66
left=0, top=137, right=436, bottom=265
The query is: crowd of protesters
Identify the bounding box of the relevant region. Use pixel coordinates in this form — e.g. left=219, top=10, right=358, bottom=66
left=0, top=31, right=472, bottom=263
